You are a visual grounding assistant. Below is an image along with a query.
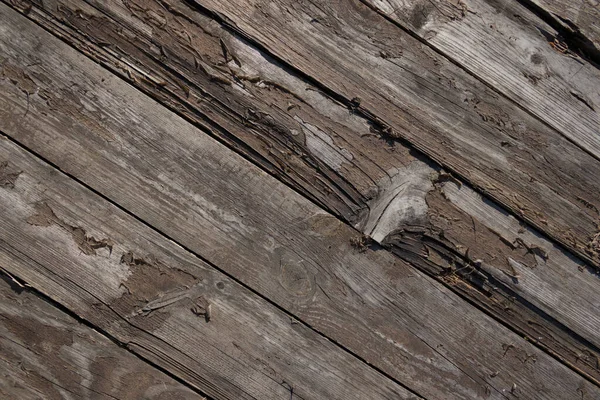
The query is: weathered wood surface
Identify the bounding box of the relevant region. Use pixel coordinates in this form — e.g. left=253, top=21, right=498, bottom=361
left=365, top=0, right=600, bottom=160
left=0, top=275, right=206, bottom=400
left=182, top=0, right=600, bottom=268
left=389, top=181, right=600, bottom=383
left=1, top=4, right=599, bottom=399
left=528, top=0, right=600, bottom=54
left=8, top=0, right=600, bottom=383
left=6, top=0, right=368, bottom=223
left=0, top=143, right=417, bottom=400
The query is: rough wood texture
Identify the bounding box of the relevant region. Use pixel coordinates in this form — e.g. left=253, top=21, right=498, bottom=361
left=0, top=275, right=205, bottom=400
left=181, top=0, right=600, bottom=268
left=5, top=0, right=368, bottom=223
left=8, top=0, right=600, bottom=382
left=365, top=0, right=600, bottom=160
left=0, top=142, right=417, bottom=400
left=387, top=180, right=600, bottom=383
left=0, top=5, right=598, bottom=399
left=528, top=0, right=600, bottom=55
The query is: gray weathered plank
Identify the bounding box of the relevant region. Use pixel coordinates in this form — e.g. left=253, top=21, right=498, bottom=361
left=183, top=0, right=600, bottom=268
left=7, top=0, right=600, bottom=381
left=0, top=140, right=417, bottom=400
left=0, top=275, right=206, bottom=400
left=440, top=180, right=600, bottom=353
left=0, top=4, right=598, bottom=399
left=364, top=0, right=600, bottom=161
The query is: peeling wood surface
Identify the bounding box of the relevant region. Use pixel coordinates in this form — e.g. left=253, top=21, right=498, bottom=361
left=0, top=140, right=417, bottom=400
left=439, top=181, right=600, bottom=350
left=5, top=0, right=371, bottom=223
left=1, top=4, right=599, bottom=398
left=183, top=0, right=600, bottom=269
left=387, top=180, right=600, bottom=383
left=0, top=275, right=205, bottom=400
left=6, top=0, right=600, bottom=385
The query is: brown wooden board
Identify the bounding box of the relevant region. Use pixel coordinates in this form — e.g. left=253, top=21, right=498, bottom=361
left=0, top=139, right=417, bottom=400
left=181, top=0, right=600, bottom=269
left=6, top=0, right=600, bottom=383
left=0, top=4, right=598, bottom=399
left=0, top=275, right=206, bottom=400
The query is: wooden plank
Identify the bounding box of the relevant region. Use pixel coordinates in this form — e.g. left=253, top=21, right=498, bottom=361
left=4, top=0, right=368, bottom=224
left=387, top=180, right=600, bottom=383
left=177, top=0, right=600, bottom=268
left=11, top=0, right=600, bottom=382
left=0, top=140, right=416, bottom=400
left=363, top=0, right=600, bottom=160
left=527, top=0, right=600, bottom=53
left=0, top=274, right=206, bottom=400
left=0, top=4, right=598, bottom=399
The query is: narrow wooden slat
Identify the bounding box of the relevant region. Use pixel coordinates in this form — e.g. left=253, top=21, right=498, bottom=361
left=181, top=0, right=600, bottom=268
left=364, top=0, right=600, bottom=160
left=0, top=4, right=598, bottom=399
left=13, top=0, right=599, bottom=381
left=0, top=275, right=206, bottom=400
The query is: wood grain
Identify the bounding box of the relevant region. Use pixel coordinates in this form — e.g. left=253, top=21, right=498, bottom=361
left=0, top=274, right=206, bottom=400
left=0, top=138, right=417, bottom=400
left=364, top=0, right=600, bottom=160
left=12, top=0, right=598, bottom=381
left=0, top=4, right=598, bottom=399
left=5, top=2, right=600, bottom=382
left=180, top=0, right=600, bottom=269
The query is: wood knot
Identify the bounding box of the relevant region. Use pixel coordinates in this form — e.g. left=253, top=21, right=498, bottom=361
left=191, top=296, right=211, bottom=322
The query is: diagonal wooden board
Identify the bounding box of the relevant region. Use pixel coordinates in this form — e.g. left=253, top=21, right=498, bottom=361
left=0, top=4, right=598, bottom=399
left=8, top=0, right=600, bottom=382
left=0, top=138, right=416, bottom=399
left=364, top=0, right=600, bottom=163
left=0, top=275, right=206, bottom=400
left=186, top=0, right=600, bottom=268
left=527, top=0, right=600, bottom=53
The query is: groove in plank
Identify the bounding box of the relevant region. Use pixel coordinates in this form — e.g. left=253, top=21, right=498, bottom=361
left=183, top=0, right=600, bottom=268
left=525, top=0, right=600, bottom=60
left=0, top=274, right=207, bottom=400
left=0, top=4, right=598, bottom=398
left=9, top=0, right=600, bottom=382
